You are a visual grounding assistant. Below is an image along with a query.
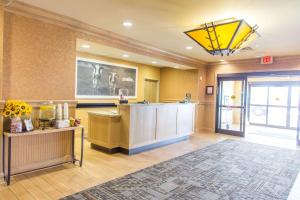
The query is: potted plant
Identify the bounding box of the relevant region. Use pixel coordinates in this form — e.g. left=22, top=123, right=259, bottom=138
left=2, top=100, right=32, bottom=133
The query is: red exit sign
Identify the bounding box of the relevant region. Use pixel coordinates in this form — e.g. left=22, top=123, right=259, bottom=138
left=261, top=56, right=273, bottom=64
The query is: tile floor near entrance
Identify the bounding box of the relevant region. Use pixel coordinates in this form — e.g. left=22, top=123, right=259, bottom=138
left=0, top=132, right=299, bottom=200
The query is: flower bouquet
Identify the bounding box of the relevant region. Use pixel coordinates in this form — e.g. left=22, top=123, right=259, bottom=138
left=2, top=100, right=33, bottom=133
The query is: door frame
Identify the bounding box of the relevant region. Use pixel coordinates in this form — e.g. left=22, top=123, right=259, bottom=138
left=144, top=78, right=160, bottom=103
left=215, top=76, right=247, bottom=137
left=215, top=70, right=300, bottom=140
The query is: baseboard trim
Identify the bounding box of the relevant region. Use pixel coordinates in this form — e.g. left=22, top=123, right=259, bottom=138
left=90, top=143, right=121, bottom=154
left=198, top=128, right=215, bottom=133
left=90, top=136, right=189, bottom=155
left=122, top=135, right=189, bottom=155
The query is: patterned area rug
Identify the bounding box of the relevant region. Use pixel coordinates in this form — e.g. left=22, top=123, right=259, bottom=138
left=61, top=140, right=300, bottom=200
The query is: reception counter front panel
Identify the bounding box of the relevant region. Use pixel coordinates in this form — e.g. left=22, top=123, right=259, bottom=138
left=156, top=104, right=178, bottom=140
left=88, top=103, right=196, bottom=154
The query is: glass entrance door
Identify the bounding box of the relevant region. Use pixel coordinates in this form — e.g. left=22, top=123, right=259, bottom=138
left=216, top=77, right=247, bottom=136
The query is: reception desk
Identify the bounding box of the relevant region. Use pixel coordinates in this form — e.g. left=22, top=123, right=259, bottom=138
left=88, top=103, right=196, bottom=154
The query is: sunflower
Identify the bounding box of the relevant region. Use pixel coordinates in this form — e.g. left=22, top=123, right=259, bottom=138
left=14, top=110, right=21, bottom=117
left=26, top=106, right=32, bottom=114
left=5, top=102, right=13, bottom=109
left=19, top=103, right=27, bottom=113
left=3, top=110, right=12, bottom=117
left=3, top=100, right=33, bottom=118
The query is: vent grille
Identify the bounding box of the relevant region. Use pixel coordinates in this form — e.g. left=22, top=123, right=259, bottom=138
left=239, top=47, right=254, bottom=52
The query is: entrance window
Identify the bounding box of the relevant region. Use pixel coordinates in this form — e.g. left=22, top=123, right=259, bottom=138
left=291, top=86, right=300, bottom=106
left=250, top=87, right=268, bottom=105
left=249, top=106, right=267, bottom=124
left=268, top=107, right=287, bottom=126
left=268, top=87, right=288, bottom=106
left=290, top=108, right=298, bottom=128
left=249, top=83, right=300, bottom=130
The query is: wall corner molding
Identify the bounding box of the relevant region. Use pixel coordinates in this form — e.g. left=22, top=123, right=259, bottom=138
left=4, top=0, right=206, bottom=68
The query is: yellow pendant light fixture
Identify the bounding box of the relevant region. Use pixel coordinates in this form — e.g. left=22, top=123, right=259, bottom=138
left=184, top=18, right=259, bottom=56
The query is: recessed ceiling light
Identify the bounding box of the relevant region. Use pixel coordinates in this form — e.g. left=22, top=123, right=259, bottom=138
left=220, top=59, right=225, bottom=62
left=122, top=21, right=133, bottom=27
left=185, top=46, right=193, bottom=50
left=81, top=44, right=90, bottom=49
left=122, top=54, right=129, bottom=58
left=174, top=66, right=179, bottom=69
left=152, top=61, right=158, bottom=64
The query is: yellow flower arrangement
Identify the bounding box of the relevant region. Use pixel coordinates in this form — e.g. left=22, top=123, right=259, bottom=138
left=2, top=100, right=32, bottom=118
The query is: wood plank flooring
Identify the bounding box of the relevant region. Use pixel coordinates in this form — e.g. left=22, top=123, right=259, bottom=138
left=0, top=132, right=299, bottom=200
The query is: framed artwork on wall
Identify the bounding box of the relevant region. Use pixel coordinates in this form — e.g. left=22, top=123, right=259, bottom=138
left=206, top=86, right=214, bottom=95
left=76, top=57, right=138, bottom=99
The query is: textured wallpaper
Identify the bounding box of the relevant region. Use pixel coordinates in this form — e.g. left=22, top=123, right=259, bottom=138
left=3, top=13, right=76, bottom=100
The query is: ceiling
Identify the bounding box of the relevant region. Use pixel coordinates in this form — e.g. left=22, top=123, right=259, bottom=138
left=18, top=0, right=300, bottom=62
left=77, top=39, right=194, bottom=69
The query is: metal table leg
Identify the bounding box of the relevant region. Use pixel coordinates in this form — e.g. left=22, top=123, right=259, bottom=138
left=7, top=137, right=11, bottom=185
left=71, top=130, right=75, bottom=164
left=80, top=128, right=84, bottom=167
left=2, top=133, right=5, bottom=182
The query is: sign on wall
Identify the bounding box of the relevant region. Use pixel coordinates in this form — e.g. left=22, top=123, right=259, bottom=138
left=76, top=57, right=138, bottom=99
left=260, top=56, right=273, bottom=64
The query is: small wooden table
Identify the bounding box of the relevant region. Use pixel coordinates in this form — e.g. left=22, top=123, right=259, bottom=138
left=2, top=126, right=84, bottom=185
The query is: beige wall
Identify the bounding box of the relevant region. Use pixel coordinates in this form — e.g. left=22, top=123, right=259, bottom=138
left=0, top=6, right=4, bottom=99
left=160, top=68, right=199, bottom=102
left=204, top=58, right=300, bottom=132
left=196, top=67, right=207, bottom=132
left=159, top=67, right=208, bottom=132
left=3, top=13, right=76, bottom=100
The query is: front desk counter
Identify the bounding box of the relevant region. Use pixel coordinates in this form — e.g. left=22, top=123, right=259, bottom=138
left=88, top=103, right=196, bottom=155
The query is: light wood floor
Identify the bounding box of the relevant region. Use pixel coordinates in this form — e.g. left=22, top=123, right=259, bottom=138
left=0, top=132, right=299, bottom=200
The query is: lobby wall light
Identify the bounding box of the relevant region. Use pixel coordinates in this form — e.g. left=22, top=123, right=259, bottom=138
left=184, top=18, right=259, bottom=56
left=152, top=61, right=158, bottom=64
left=122, top=54, right=129, bottom=58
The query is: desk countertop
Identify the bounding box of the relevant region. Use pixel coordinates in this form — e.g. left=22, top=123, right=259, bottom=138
left=87, top=111, right=121, bottom=118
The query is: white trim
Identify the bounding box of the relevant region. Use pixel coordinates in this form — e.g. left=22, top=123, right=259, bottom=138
left=75, top=57, right=138, bottom=99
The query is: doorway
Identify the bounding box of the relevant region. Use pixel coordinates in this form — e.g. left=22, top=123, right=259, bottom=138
left=144, top=79, right=159, bottom=103
left=215, top=77, right=247, bottom=136
left=216, top=71, right=300, bottom=145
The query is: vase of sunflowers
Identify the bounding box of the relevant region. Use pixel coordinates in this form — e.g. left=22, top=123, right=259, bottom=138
left=2, top=100, right=32, bottom=133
